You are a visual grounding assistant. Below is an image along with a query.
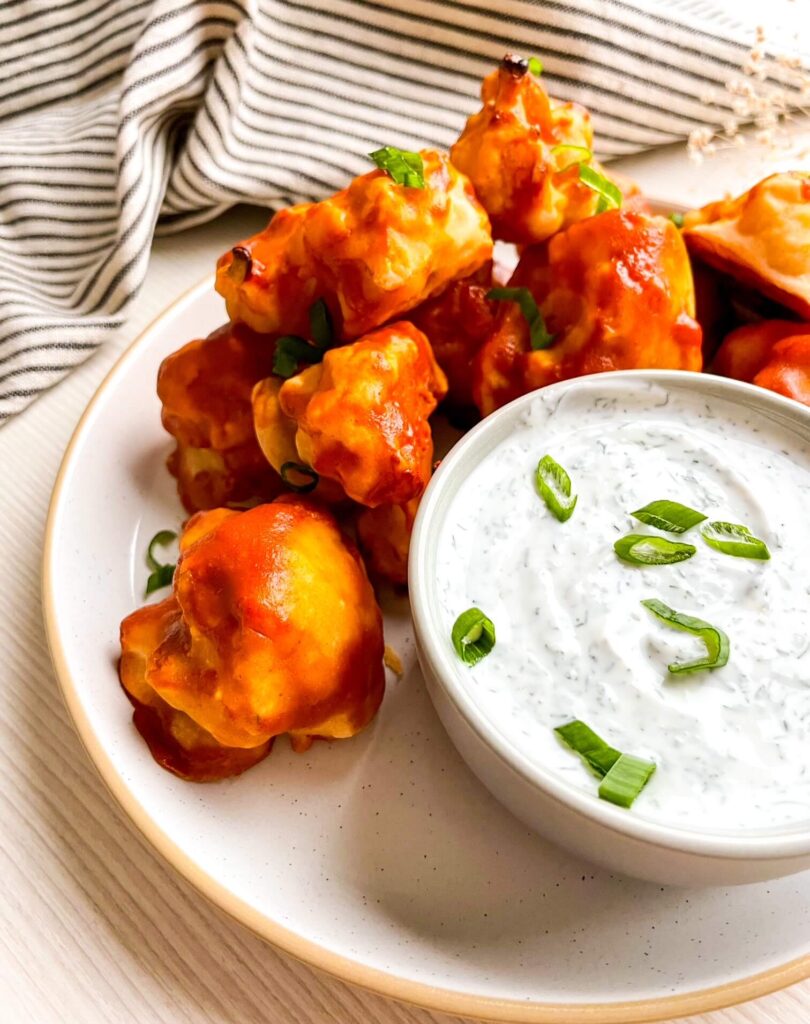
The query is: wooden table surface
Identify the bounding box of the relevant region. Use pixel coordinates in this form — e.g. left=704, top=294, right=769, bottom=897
left=2, top=133, right=808, bottom=1024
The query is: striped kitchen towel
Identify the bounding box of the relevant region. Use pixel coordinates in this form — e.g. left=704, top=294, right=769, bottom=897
left=0, top=0, right=806, bottom=420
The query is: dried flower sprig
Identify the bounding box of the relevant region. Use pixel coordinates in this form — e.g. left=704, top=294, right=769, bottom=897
left=688, top=24, right=809, bottom=162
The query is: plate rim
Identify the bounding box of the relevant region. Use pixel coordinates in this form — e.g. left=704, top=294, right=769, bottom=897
left=42, top=273, right=810, bottom=1024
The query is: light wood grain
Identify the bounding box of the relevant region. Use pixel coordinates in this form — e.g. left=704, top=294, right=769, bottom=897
left=2, top=132, right=810, bottom=1023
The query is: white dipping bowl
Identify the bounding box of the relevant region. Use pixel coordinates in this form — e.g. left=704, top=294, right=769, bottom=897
left=410, top=370, right=810, bottom=887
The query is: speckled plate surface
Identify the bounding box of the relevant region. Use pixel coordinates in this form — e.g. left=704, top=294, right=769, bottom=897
left=44, top=278, right=810, bottom=1023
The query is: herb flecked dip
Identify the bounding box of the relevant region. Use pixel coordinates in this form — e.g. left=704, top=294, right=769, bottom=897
left=436, top=380, right=810, bottom=831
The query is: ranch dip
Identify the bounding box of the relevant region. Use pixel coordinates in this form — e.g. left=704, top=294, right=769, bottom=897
left=435, top=379, right=810, bottom=832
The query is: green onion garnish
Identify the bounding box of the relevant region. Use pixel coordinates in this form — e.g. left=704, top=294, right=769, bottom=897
left=578, top=164, right=622, bottom=212
left=528, top=55, right=544, bottom=76
left=554, top=720, right=620, bottom=777
left=535, top=454, right=577, bottom=522
left=599, top=754, right=657, bottom=809
left=451, top=607, right=496, bottom=666
left=614, top=534, right=696, bottom=566
left=669, top=211, right=685, bottom=228
left=487, top=287, right=555, bottom=350
left=145, top=529, right=177, bottom=596
left=273, top=299, right=335, bottom=378
left=280, top=461, right=320, bottom=494
left=550, top=143, right=593, bottom=169
left=630, top=499, right=707, bottom=534
left=641, top=598, right=730, bottom=674
left=369, top=146, right=425, bottom=188
left=273, top=335, right=318, bottom=378
left=555, top=719, right=655, bottom=808
left=700, top=521, right=771, bottom=560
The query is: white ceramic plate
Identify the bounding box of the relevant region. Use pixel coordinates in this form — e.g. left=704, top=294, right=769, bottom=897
left=44, top=278, right=810, bottom=1024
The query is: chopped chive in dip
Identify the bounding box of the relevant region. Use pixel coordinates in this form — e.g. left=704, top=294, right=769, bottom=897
left=669, top=211, right=685, bottom=228
left=280, top=461, right=320, bottom=493
left=369, top=145, right=425, bottom=188
left=700, top=521, right=771, bottom=560
left=641, top=598, right=730, bottom=674
left=555, top=719, right=655, bottom=808
left=145, top=529, right=177, bottom=596
left=451, top=607, right=496, bottom=666
left=599, top=753, right=657, bottom=808
left=528, top=55, right=544, bottom=76
left=631, top=499, right=707, bottom=534
left=486, top=286, right=555, bottom=350
left=578, top=164, right=622, bottom=212
left=614, top=534, right=696, bottom=566
left=535, top=454, right=577, bottom=522
left=272, top=298, right=335, bottom=378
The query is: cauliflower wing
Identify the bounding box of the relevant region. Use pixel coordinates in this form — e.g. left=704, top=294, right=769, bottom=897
left=276, top=322, right=447, bottom=508
left=409, top=265, right=498, bottom=410
left=356, top=496, right=421, bottom=586
left=450, top=55, right=605, bottom=244
left=683, top=172, right=810, bottom=319
left=119, top=499, right=385, bottom=778
left=473, top=210, right=702, bottom=415
left=713, top=320, right=810, bottom=406
left=215, top=150, right=492, bottom=340
left=157, top=322, right=282, bottom=512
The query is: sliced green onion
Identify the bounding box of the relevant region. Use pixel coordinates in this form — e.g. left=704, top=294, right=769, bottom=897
left=369, top=146, right=425, bottom=188
left=641, top=598, right=730, bottom=674
left=614, top=534, right=696, bottom=566
left=308, top=298, right=333, bottom=349
left=145, top=529, right=177, bottom=596
left=700, top=521, right=770, bottom=560
left=598, top=754, right=657, bottom=808
left=487, top=287, right=555, bottom=350
left=578, top=164, right=622, bottom=210
left=551, top=143, right=593, bottom=169
left=535, top=454, right=577, bottom=522
left=451, top=607, right=496, bottom=666
left=528, top=55, right=544, bottom=76
left=631, top=499, right=707, bottom=534
left=555, top=720, right=655, bottom=808
left=273, top=299, right=335, bottom=378
left=554, top=720, right=621, bottom=777
left=280, top=461, right=320, bottom=494
left=273, top=335, right=316, bottom=378
left=669, top=211, right=685, bottom=228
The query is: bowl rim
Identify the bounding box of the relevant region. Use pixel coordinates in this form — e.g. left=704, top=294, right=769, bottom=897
left=409, top=368, right=810, bottom=862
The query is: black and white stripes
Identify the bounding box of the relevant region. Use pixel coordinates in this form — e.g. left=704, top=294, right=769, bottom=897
left=0, top=0, right=804, bottom=420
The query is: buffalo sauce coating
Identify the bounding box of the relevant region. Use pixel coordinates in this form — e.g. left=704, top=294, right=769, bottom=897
left=713, top=320, right=810, bottom=406
left=409, top=264, right=498, bottom=410
left=157, top=321, right=282, bottom=512
left=473, top=210, right=702, bottom=415
left=450, top=57, right=603, bottom=244
left=278, top=321, right=447, bottom=508
left=215, top=150, right=492, bottom=340
left=119, top=499, right=385, bottom=778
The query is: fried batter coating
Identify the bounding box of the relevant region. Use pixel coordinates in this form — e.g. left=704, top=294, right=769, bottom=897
left=119, top=499, right=385, bottom=778
left=215, top=150, right=492, bottom=340
left=713, top=320, right=810, bottom=406
left=473, top=210, right=702, bottom=415
left=356, top=496, right=420, bottom=586
left=450, top=55, right=605, bottom=244
left=409, top=266, right=498, bottom=409
left=277, top=322, right=447, bottom=508
left=683, top=172, right=810, bottom=319
left=157, top=322, right=282, bottom=513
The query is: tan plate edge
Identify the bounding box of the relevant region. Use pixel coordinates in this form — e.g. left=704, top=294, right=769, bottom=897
left=41, top=274, right=810, bottom=1024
